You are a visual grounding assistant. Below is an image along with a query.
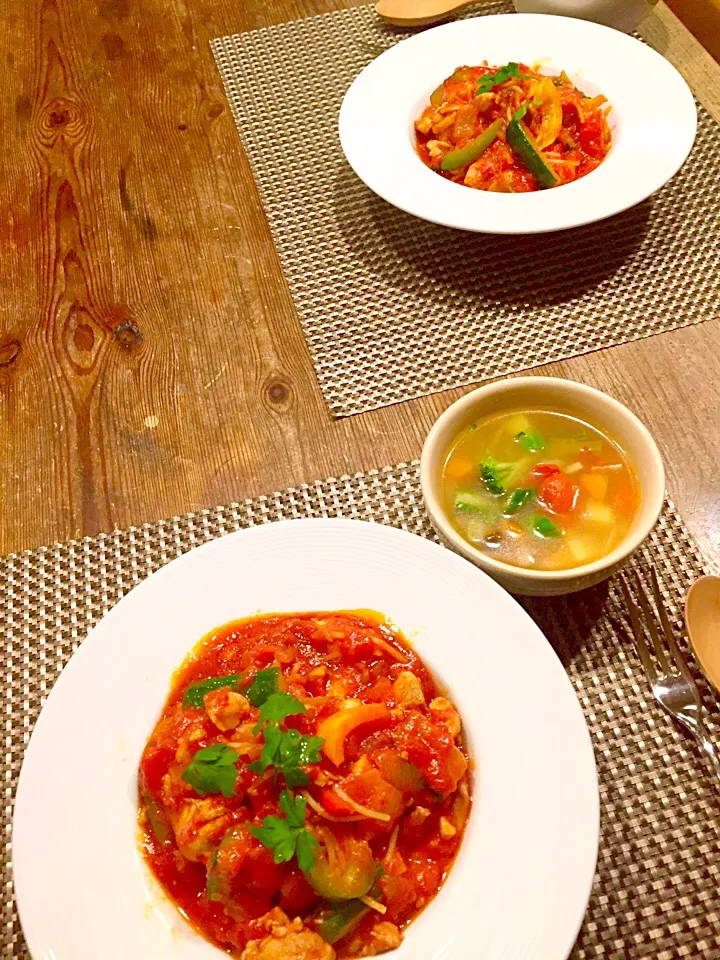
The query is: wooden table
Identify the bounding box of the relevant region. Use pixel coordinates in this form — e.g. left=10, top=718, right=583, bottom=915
left=0, top=0, right=719, bottom=562
left=667, top=0, right=720, bottom=63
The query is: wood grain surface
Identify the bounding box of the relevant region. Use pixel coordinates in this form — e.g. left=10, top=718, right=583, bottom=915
left=0, top=0, right=719, bottom=566
left=666, top=0, right=720, bottom=64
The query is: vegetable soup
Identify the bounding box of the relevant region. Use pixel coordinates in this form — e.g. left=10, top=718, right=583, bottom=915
left=441, top=409, right=639, bottom=570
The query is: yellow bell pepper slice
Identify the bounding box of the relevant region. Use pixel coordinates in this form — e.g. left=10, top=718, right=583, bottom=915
left=532, top=77, right=563, bottom=150
left=318, top=701, right=390, bottom=766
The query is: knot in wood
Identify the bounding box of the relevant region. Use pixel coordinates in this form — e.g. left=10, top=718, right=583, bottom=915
left=0, top=340, right=21, bottom=367
left=265, top=375, right=293, bottom=410
left=112, top=319, right=143, bottom=348
left=49, top=109, right=70, bottom=127
left=41, top=98, right=85, bottom=138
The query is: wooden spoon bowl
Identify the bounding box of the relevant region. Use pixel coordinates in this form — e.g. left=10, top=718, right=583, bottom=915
left=375, top=0, right=487, bottom=27
left=686, top=575, right=720, bottom=694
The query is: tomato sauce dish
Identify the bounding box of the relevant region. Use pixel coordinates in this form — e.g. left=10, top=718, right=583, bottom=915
left=415, top=62, right=611, bottom=193
left=339, top=14, right=696, bottom=233
left=12, top=519, right=599, bottom=960
left=139, top=611, right=470, bottom=958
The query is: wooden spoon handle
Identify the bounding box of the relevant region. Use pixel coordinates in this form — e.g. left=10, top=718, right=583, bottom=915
left=376, top=0, right=491, bottom=28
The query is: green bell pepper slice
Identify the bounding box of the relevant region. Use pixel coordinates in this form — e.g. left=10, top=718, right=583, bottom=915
left=317, top=899, right=370, bottom=944
left=505, top=488, right=536, bottom=515
left=533, top=515, right=563, bottom=538
left=440, top=118, right=503, bottom=172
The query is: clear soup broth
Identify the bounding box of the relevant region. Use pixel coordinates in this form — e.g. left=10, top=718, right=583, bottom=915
left=441, top=409, right=639, bottom=571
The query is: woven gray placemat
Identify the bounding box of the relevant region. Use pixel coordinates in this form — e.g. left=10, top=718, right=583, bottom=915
left=2, top=462, right=719, bottom=958
left=211, top=2, right=720, bottom=418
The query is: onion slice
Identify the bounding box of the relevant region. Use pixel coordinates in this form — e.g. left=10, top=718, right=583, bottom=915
left=384, top=825, right=399, bottom=864
left=360, top=895, right=387, bottom=914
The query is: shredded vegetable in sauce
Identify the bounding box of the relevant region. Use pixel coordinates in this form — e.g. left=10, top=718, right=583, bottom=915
left=139, top=612, right=471, bottom=959
left=415, top=62, right=612, bottom=192
left=441, top=410, right=639, bottom=569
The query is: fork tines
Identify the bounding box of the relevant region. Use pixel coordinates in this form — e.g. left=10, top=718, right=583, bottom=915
left=619, top=567, right=693, bottom=682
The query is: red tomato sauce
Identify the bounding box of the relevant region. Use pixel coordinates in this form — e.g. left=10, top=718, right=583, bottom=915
left=415, top=62, right=612, bottom=192
left=139, top=612, right=471, bottom=958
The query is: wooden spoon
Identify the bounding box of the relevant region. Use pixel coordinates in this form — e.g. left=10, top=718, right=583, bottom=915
left=686, top=575, right=720, bottom=694
left=376, top=0, right=493, bottom=27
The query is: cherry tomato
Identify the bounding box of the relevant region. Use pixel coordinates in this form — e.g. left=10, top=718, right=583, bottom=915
left=580, top=114, right=605, bottom=159
left=538, top=472, right=578, bottom=514
left=279, top=871, right=317, bottom=915
left=246, top=846, right=288, bottom=891
left=530, top=463, right=561, bottom=481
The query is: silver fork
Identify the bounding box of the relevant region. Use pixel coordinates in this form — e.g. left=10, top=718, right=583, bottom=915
left=620, top=568, right=720, bottom=785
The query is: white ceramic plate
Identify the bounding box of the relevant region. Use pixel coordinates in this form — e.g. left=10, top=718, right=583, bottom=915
left=13, top=519, right=599, bottom=960
left=339, top=14, right=697, bottom=233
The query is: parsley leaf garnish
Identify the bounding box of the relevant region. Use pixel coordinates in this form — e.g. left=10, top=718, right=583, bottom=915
left=250, top=790, right=318, bottom=871
left=182, top=674, right=243, bottom=709
left=279, top=787, right=307, bottom=827
left=246, top=667, right=281, bottom=707
left=251, top=814, right=297, bottom=863
left=513, top=99, right=543, bottom=122
left=248, top=723, right=324, bottom=788
left=477, top=62, right=533, bottom=95
left=249, top=722, right=283, bottom=774
left=253, top=691, right=307, bottom=734
left=181, top=743, right=240, bottom=798
left=296, top=831, right=319, bottom=872
left=295, top=733, right=325, bottom=767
